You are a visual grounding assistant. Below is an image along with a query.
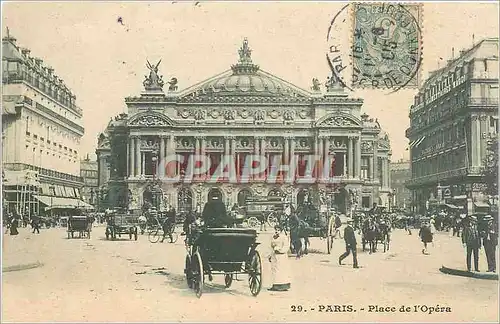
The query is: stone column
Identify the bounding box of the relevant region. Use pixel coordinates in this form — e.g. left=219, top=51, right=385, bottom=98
left=348, top=137, right=354, bottom=178
left=373, top=141, right=379, bottom=184
left=289, top=137, right=295, bottom=181
left=387, top=158, right=391, bottom=189
left=141, top=152, right=146, bottom=177
left=129, top=136, right=135, bottom=178
left=343, top=152, right=347, bottom=177
left=231, top=136, right=236, bottom=176
left=135, top=137, right=141, bottom=177
left=253, top=136, right=260, bottom=180
left=159, top=136, right=166, bottom=179
left=356, top=137, right=361, bottom=179
left=382, top=158, right=387, bottom=188
left=284, top=137, right=290, bottom=166
left=326, top=136, right=332, bottom=177
left=472, top=115, right=481, bottom=167
left=369, top=156, right=374, bottom=180
left=260, top=138, right=266, bottom=180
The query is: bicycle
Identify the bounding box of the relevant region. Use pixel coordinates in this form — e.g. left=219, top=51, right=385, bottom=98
left=148, top=218, right=179, bottom=244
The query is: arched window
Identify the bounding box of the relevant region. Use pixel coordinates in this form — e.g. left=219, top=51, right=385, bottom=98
left=237, top=189, right=252, bottom=206
left=178, top=188, right=193, bottom=213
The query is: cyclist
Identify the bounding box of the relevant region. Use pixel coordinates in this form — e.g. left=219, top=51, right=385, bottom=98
left=160, top=206, right=176, bottom=243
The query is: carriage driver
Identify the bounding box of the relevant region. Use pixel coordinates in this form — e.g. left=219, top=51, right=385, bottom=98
left=202, top=195, right=230, bottom=228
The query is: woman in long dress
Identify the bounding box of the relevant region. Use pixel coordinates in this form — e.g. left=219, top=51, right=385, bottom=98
left=268, top=226, right=292, bottom=291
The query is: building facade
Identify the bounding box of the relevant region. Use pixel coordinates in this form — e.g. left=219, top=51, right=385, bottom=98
left=405, top=38, right=499, bottom=213
left=2, top=30, right=89, bottom=216
left=97, top=39, right=393, bottom=214
left=80, top=155, right=98, bottom=207
left=390, top=159, right=411, bottom=211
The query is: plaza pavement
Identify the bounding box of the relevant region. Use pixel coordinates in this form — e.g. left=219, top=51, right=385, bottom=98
left=2, top=225, right=498, bottom=322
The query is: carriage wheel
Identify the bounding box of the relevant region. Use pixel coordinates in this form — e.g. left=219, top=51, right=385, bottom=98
left=266, top=213, right=278, bottom=228
left=224, top=274, right=233, bottom=288
left=185, top=256, right=193, bottom=289
left=247, top=217, right=260, bottom=229
left=192, top=251, right=204, bottom=298
left=148, top=228, right=160, bottom=243
left=248, top=251, right=262, bottom=297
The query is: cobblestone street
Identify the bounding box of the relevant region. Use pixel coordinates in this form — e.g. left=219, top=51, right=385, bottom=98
left=2, top=226, right=498, bottom=322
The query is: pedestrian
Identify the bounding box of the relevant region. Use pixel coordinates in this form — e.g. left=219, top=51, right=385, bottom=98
left=418, top=218, right=433, bottom=254
left=267, top=225, right=292, bottom=291
left=160, top=206, right=176, bottom=243
left=339, top=219, right=359, bottom=268
left=462, top=215, right=481, bottom=272
left=9, top=214, right=19, bottom=236
left=31, top=214, right=41, bottom=234
left=481, top=215, right=497, bottom=273
left=429, top=217, right=436, bottom=247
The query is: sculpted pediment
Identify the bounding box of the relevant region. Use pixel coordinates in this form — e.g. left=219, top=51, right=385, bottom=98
left=128, top=112, right=174, bottom=127
left=315, top=113, right=361, bottom=128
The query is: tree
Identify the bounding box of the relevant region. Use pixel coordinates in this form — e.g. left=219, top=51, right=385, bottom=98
left=482, top=137, right=498, bottom=196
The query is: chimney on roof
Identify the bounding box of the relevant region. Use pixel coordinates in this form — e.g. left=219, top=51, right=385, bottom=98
left=35, top=58, right=43, bottom=66
left=47, top=67, right=54, bottom=75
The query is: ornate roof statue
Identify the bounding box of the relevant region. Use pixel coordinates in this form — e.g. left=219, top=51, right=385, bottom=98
left=311, top=78, right=321, bottom=91
left=231, top=38, right=259, bottom=74
left=238, top=38, right=252, bottom=64
left=143, top=59, right=164, bottom=91
left=325, top=73, right=343, bottom=92
left=168, top=77, right=178, bottom=92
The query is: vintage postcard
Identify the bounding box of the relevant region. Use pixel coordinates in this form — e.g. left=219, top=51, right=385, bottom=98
left=1, top=1, right=499, bottom=323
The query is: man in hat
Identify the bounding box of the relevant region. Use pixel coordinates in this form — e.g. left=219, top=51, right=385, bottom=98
left=481, top=215, right=497, bottom=272
left=202, top=195, right=229, bottom=228
left=462, top=215, right=481, bottom=272
left=339, top=219, right=359, bottom=268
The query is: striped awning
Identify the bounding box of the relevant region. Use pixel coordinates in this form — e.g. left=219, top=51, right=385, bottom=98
left=407, top=136, right=426, bottom=150
left=33, top=195, right=94, bottom=210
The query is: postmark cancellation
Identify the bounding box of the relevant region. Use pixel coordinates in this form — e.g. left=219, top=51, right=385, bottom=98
left=351, top=3, right=423, bottom=90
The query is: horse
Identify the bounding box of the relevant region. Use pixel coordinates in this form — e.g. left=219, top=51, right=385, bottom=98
left=362, top=220, right=377, bottom=254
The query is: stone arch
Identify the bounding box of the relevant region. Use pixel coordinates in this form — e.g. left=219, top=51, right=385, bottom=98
left=237, top=188, right=253, bottom=206
left=177, top=187, right=193, bottom=213
left=128, top=110, right=175, bottom=127
left=207, top=187, right=224, bottom=201
left=315, top=112, right=362, bottom=128
left=296, top=188, right=307, bottom=206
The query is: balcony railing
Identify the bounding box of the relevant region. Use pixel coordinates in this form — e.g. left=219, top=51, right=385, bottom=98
left=468, top=97, right=499, bottom=106
left=3, top=163, right=84, bottom=183
left=405, top=167, right=468, bottom=187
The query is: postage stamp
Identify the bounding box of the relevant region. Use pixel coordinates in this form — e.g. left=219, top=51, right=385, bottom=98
left=351, top=3, right=423, bottom=90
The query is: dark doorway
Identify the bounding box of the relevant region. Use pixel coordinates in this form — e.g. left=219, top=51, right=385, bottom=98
left=237, top=189, right=252, bottom=206
left=207, top=188, right=223, bottom=201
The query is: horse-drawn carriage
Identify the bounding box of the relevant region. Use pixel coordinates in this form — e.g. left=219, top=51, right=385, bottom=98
left=184, top=226, right=262, bottom=298
left=242, top=197, right=283, bottom=230
left=294, top=203, right=337, bottom=254
left=360, top=214, right=390, bottom=253
left=67, top=215, right=93, bottom=239
left=105, top=212, right=138, bottom=241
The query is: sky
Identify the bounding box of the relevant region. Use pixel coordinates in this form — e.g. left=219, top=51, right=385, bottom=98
left=2, top=1, right=499, bottom=162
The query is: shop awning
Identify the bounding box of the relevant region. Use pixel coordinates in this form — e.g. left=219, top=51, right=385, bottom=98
left=452, top=195, right=467, bottom=200
left=34, top=195, right=94, bottom=210
left=474, top=201, right=490, bottom=208
left=445, top=203, right=460, bottom=209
